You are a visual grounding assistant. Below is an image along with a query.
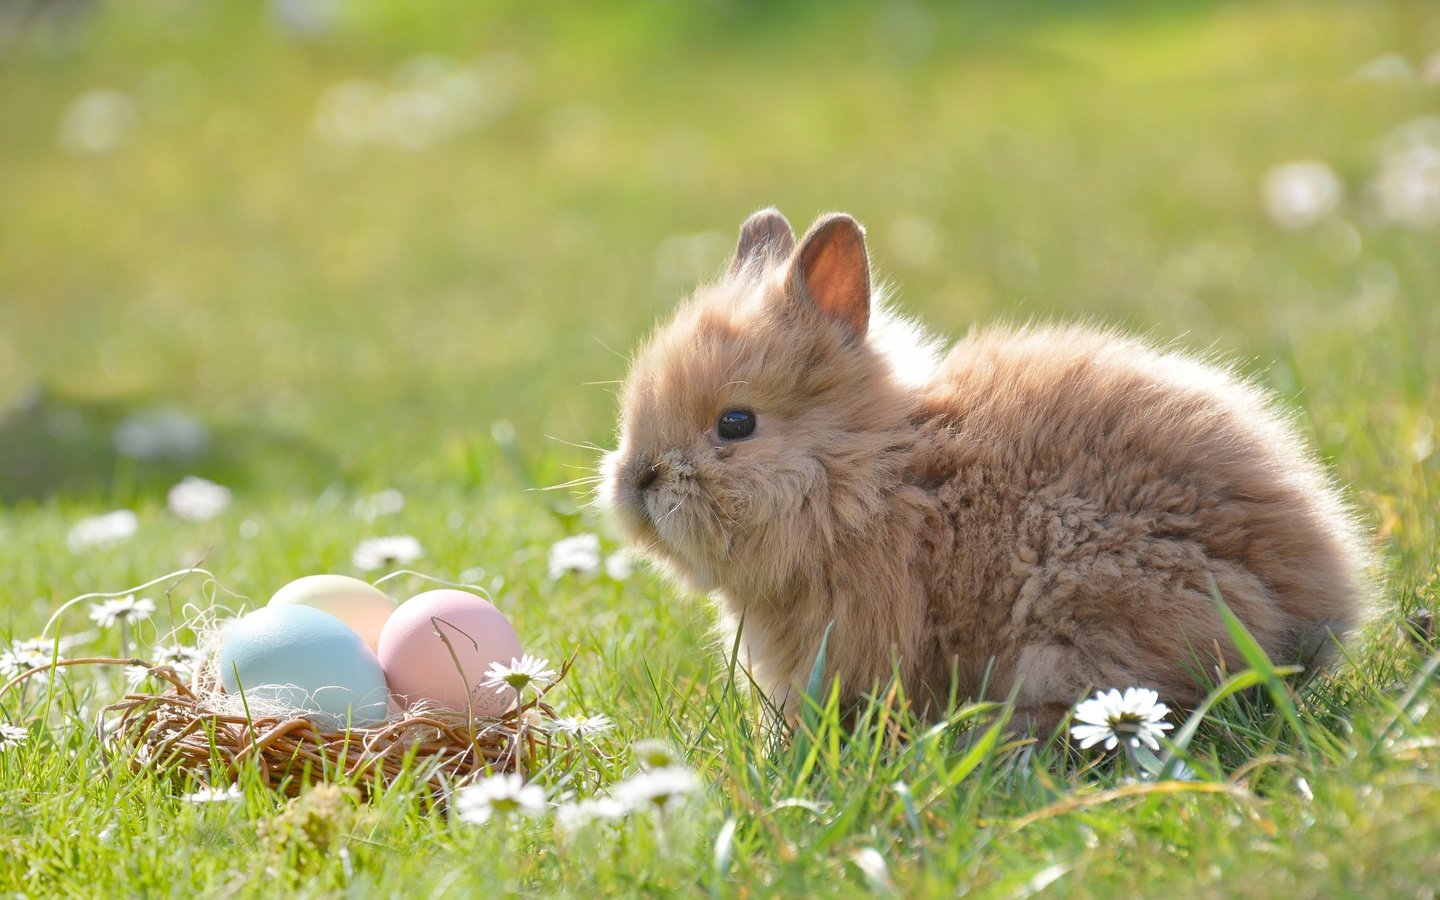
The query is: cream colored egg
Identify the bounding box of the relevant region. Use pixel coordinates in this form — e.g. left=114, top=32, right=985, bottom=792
left=268, top=574, right=397, bottom=650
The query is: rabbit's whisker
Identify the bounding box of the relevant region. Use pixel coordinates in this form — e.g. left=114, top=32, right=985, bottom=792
left=530, top=475, right=605, bottom=492
left=592, top=335, right=628, bottom=361
left=655, top=497, right=685, bottom=528
left=544, top=434, right=609, bottom=454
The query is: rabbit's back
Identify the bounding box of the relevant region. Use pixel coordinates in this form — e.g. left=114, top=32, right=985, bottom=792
left=908, top=324, right=1366, bottom=723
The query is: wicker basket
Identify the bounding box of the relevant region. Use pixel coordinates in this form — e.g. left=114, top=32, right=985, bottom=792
left=5, top=656, right=569, bottom=799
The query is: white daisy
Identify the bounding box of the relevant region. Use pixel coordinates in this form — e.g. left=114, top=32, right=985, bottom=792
left=0, top=650, right=42, bottom=679
left=1069, top=687, right=1175, bottom=752
left=0, top=642, right=52, bottom=678
left=167, top=476, right=232, bottom=521
left=181, top=784, right=242, bottom=803
left=156, top=644, right=206, bottom=673
left=10, top=637, right=60, bottom=655
left=547, top=533, right=600, bottom=579
left=88, top=595, right=157, bottom=629
left=849, top=847, right=895, bottom=894
left=0, top=723, right=27, bottom=752
left=613, top=765, right=700, bottom=814
left=554, top=796, right=627, bottom=834
left=454, top=773, right=547, bottom=824
left=550, top=713, right=614, bottom=740
left=56, top=89, right=140, bottom=156
left=351, top=535, right=424, bottom=571
left=353, top=488, right=404, bottom=521
left=66, top=510, right=138, bottom=552
left=127, top=644, right=206, bottom=687
left=604, top=551, right=635, bottom=581
left=1261, top=160, right=1342, bottom=230
left=632, top=739, right=681, bottom=770
left=0, top=636, right=85, bottom=678
left=1373, top=133, right=1440, bottom=226
left=480, top=655, right=556, bottom=699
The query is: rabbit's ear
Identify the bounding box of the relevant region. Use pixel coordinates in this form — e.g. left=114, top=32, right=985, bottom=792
left=791, top=213, right=871, bottom=340
left=730, top=207, right=796, bottom=277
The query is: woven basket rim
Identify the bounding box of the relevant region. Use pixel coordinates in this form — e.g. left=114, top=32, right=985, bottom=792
left=4, top=655, right=573, bottom=797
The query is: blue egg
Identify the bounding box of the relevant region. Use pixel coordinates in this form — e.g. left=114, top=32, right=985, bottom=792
left=219, top=604, right=390, bottom=727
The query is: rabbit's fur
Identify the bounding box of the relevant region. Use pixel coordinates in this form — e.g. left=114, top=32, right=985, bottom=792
left=601, top=209, right=1368, bottom=732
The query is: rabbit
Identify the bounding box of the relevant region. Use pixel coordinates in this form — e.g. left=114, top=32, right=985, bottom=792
left=600, top=208, right=1370, bottom=735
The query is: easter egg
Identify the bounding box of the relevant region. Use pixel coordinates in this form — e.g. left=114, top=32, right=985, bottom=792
left=268, top=574, right=397, bottom=650
left=377, top=590, right=522, bottom=715
left=219, top=604, right=390, bottom=727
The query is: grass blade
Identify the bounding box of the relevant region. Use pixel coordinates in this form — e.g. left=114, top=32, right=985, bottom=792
left=1209, top=578, right=1312, bottom=757
left=790, top=620, right=836, bottom=782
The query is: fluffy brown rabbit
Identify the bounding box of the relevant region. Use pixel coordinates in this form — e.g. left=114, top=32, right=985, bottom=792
left=601, top=208, right=1369, bottom=734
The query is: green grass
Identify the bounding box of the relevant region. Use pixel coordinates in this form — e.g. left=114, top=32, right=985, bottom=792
left=2, top=0, right=1439, bottom=895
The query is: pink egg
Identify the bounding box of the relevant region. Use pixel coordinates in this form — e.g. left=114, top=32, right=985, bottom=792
left=376, top=589, right=522, bottom=715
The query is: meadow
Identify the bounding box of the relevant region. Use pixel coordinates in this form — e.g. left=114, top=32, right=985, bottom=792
left=1, top=0, right=1439, bottom=895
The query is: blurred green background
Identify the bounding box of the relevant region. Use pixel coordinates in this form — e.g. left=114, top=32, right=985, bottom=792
left=0, top=0, right=1437, bottom=587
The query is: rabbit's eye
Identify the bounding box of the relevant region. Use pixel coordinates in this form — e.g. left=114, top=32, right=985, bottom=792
left=716, top=409, right=756, bottom=440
